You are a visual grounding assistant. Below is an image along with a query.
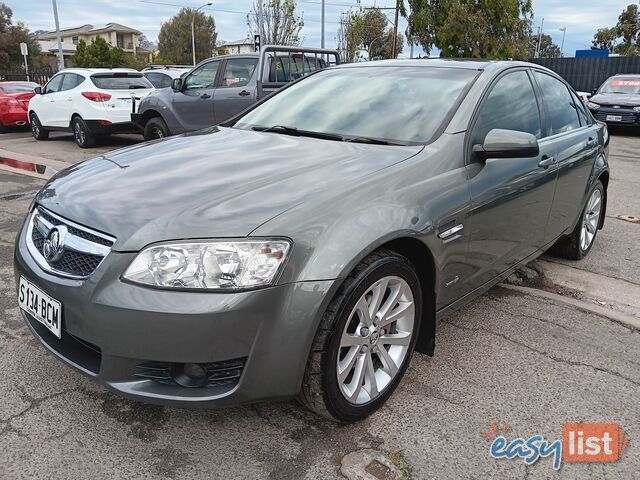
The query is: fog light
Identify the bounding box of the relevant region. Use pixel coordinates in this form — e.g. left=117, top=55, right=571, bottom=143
left=170, top=363, right=208, bottom=388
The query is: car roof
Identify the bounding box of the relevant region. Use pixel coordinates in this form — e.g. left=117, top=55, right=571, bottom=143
left=336, top=58, right=548, bottom=72
left=58, top=68, right=140, bottom=75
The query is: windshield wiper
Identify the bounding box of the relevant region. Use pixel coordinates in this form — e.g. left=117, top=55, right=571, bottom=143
left=251, top=125, right=344, bottom=141
left=252, top=125, right=300, bottom=135
left=343, top=136, right=398, bottom=146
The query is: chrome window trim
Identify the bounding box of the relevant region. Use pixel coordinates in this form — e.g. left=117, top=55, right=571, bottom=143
left=25, top=207, right=115, bottom=279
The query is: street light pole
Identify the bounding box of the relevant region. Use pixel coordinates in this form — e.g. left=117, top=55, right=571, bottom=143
left=368, top=35, right=385, bottom=60
left=560, top=27, right=567, bottom=57
left=51, top=0, right=65, bottom=70
left=391, top=0, right=400, bottom=59
left=535, top=17, right=544, bottom=58
left=321, top=0, right=325, bottom=49
left=192, top=2, right=212, bottom=66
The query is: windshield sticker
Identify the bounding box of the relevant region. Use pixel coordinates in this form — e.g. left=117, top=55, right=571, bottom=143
left=611, top=80, right=640, bottom=87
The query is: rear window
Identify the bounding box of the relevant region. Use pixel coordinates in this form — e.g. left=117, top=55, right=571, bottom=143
left=90, top=73, right=153, bottom=90
left=268, top=55, right=327, bottom=82
left=0, top=83, right=38, bottom=93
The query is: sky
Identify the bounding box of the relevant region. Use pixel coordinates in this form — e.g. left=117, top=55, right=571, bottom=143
left=8, top=0, right=639, bottom=58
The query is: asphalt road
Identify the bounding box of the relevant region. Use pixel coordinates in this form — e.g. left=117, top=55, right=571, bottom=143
left=0, top=130, right=638, bottom=479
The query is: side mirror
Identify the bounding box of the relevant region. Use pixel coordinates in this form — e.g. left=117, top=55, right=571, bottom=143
left=473, top=129, right=539, bottom=160
left=171, top=77, right=183, bottom=91
left=591, top=88, right=598, bottom=95
left=34, top=86, right=42, bottom=94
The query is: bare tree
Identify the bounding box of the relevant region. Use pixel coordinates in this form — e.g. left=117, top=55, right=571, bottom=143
left=247, top=0, right=304, bottom=46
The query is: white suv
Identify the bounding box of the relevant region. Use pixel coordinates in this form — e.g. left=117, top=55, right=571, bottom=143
left=28, top=68, right=154, bottom=148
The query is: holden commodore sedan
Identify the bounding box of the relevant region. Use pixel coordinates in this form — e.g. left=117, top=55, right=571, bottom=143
left=14, top=59, right=609, bottom=422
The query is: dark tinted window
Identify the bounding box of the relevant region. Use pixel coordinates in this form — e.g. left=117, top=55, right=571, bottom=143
left=268, top=55, right=326, bottom=82
left=44, top=75, right=64, bottom=93
left=144, top=72, right=173, bottom=88
left=90, top=73, right=152, bottom=90
left=185, top=61, right=219, bottom=89
left=570, top=90, right=590, bottom=126
left=221, top=58, right=257, bottom=88
left=472, top=70, right=542, bottom=145
left=236, top=66, right=478, bottom=145
left=533, top=72, right=581, bottom=136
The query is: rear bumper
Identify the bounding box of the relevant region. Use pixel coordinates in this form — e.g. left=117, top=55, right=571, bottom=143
left=14, top=218, right=337, bottom=407
left=85, top=120, right=141, bottom=135
left=0, top=110, right=29, bottom=127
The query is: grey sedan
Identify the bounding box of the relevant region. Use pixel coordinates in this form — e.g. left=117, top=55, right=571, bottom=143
left=14, top=59, right=609, bottom=422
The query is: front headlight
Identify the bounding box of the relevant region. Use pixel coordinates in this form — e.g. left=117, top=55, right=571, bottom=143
left=587, top=102, right=600, bottom=109
left=123, top=239, right=291, bottom=290
left=633, top=106, right=640, bottom=113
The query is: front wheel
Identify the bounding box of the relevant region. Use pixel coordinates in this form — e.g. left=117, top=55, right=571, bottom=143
left=143, top=117, right=170, bottom=141
left=299, top=250, right=422, bottom=422
left=72, top=116, right=96, bottom=148
left=30, top=113, right=49, bottom=140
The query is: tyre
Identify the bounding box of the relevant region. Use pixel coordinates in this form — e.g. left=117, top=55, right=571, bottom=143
left=0, top=121, right=8, bottom=133
left=300, top=249, right=422, bottom=422
left=29, top=112, right=49, bottom=140
left=552, top=180, right=605, bottom=260
left=143, top=117, right=170, bottom=141
left=72, top=116, right=96, bottom=148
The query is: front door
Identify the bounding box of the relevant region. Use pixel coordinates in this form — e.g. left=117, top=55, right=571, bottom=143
left=532, top=71, right=601, bottom=243
left=38, top=74, right=64, bottom=126
left=172, top=60, right=220, bottom=132
left=464, top=69, right=557, bottom=289
left=214, top=57, right=258, bottom=123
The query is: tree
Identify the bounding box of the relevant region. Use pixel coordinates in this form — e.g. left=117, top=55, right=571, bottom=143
left=72, top=37, right=128, bottom=68
left=248, top=0, right=303, bottom=46
left=0, top=3, right=41, bottom=70
left=531, top=33, right=561, bottom=58
left=404, top=0, right=533, bottom=58
left=592, top=4, right=639, bottom=55
left=158, top=8, right=217, bottom=64
left=337, top=8, right=403, bottom=62
left=137, top=34, right=155, bottom=52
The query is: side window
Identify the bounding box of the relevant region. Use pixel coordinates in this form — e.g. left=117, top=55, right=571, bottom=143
left=220, top=58, right=257, bottom=88
left=144, top=72, right=162, bottom=88
left=569, top=89, right=590, bottom=126
left=159, top=74, right=173, bottom=88
left=44, top=74, right=64, bottom=94
left=533, top=72, right=581, bottom=136
left=184, top=61, right=219, bottom=90
left=471, top=70, right=542, bottom=146
left=60, top=73, right=81, bottom=91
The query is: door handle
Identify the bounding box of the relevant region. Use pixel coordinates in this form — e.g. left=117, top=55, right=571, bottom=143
left=538, top=155, right=555, bottom=169
left=238, top=90, right=251, bottom=97
left=586, top=137, right=598, bottom=148
left=200, top=93, right=211, bottom=99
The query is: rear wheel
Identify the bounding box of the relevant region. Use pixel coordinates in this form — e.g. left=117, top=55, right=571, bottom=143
left=143, top=117, right=170, bottom=141
left=29, top=112, right=49, bottom=140
left=552, top=180, right=604, bottom=260
left=299, top=250, right=422, bottom=422
left=72, top=116, right=96, bottom=148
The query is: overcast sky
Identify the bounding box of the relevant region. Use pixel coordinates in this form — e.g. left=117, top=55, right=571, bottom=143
left=9, top=0, right=638, bottom=57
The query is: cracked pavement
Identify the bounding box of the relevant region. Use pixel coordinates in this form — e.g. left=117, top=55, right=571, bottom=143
left=0, top=132, right=639, bottom=479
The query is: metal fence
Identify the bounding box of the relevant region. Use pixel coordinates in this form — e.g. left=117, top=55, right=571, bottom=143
left=0, top=68, right=55, bottom=85
left=530, top=56, right=640, bottom=92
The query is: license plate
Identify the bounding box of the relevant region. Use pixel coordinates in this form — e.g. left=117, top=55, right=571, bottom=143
left=606, top=115, right=622, bottom=122
left=18, top=276, right=62, bottom=339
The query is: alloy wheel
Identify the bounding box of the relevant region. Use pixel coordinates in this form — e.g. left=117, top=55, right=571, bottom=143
left=336, top=275, right=415, bottom=405
left=580, top=188, right=602, bottom=252
left=31, top=115, right=40, bottom=137
left=151, top=127, right=164, bottom=139
left=74, top=121, right=85, bottom=145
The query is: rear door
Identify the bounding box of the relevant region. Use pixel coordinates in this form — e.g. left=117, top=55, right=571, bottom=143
left=532, top=71, right=600, bottom=243
left=172, top=60, right=220, bottom=131
left=464, top=69, right=557, bottom=289
left=37, top=74, right=64, bottom=126
left=214, top=57, right=258, bottom=122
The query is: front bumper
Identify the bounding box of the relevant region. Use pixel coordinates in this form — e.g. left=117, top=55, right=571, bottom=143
left=590, top=107, right=640, bottom=126
left=14, top=218, right=336, bottom=407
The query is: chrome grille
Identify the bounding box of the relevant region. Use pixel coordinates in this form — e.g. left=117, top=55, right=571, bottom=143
left=26, top=206, right=115, bottom=278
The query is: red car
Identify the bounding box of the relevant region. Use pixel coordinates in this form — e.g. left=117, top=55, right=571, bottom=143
left=0, top=81, right=39, bottom=133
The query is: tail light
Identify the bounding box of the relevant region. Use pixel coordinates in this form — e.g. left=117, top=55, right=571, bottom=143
left=81, top=92, right=112, bottom=102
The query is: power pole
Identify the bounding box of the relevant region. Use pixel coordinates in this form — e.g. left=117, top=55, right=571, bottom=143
left=391, top=0, right=400, bottom=59
left=535, top=18, right=544, bottom=58
left=321, top=0, right=325, bottom=48
left=51, top=0, right=65, bottom=70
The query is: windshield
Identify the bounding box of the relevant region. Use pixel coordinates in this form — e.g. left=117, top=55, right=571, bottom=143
left=1, top=82, right=38, bottom=94
left=90, top=73, right=153, bottom=90
left=234, top=66, right=478, bottom=145
left=599, top=77, right=640, bottom=94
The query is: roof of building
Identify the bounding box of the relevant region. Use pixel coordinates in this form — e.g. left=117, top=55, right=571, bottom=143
left=37, top=23, right=142, bottom=39
left=38, top=40, right=77, bottom=55
left=218, top=38, right=253, bottom=47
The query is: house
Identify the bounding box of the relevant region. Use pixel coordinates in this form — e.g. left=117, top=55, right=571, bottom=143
left=217, top=38, right=255, bottom=55
left=37, top=23, right=154, bottom=67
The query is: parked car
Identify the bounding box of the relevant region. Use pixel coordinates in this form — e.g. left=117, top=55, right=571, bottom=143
left=587, top=74, right=640, bottom=127
left=28, top=68, right=154, bottom=148
left=132, top=46, right=338, bottom=140
left=15, top=59, right=609, bottom=422
left=142, top=67, right=191, bottom=89
left=0, top=81, right=38, bottom=132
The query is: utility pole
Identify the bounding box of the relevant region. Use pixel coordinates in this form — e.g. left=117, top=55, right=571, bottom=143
left=51, top=0, right=65, bottom=70
left=191, top=3, right=212, bottom=66
left=321, top=0, right=325, bottom=48
left=559, top=27, right=566, bottom=57
left=391, top=0, right=400, bottom=59
left=257, top=0, right=264, bottom=42
left=535, top=18, right=544, bottom=58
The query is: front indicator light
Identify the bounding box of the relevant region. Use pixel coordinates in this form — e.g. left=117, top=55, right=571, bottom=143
left=123, top=239, right=291, bottom=290
left=587, top=102, right=600, bottom=110
left=633, top=106, right=640, bottom=113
